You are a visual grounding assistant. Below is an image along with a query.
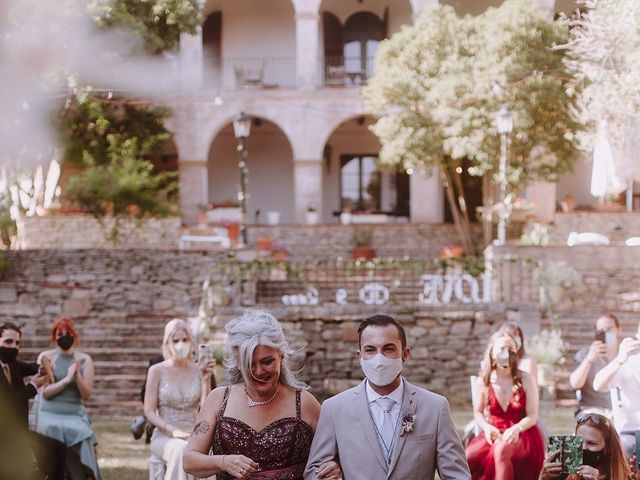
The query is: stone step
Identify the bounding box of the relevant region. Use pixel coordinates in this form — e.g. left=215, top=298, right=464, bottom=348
left=20, top=347, right=160, bottom=362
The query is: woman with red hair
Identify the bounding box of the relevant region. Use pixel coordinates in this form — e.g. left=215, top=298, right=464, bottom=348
left=38, top=317, right=102, bottom=480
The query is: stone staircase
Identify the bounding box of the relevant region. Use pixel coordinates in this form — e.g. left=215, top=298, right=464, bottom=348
left=20, top=312, right=172, bottom=419
left=552, top=310, right=639, bottom=403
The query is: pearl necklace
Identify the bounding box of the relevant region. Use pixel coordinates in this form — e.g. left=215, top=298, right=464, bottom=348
left=245, top=384, right=280, bottom=407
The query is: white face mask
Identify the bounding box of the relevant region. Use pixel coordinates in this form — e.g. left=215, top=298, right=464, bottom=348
left=173, top=341, right=191, bottom=360
left=360, top=353, right=403, bottom=387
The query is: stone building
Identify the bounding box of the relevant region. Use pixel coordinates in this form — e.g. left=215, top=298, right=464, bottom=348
left=166, top=0, right=597, bottom=226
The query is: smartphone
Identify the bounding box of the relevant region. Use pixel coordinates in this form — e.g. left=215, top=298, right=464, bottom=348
left=595, top=330, right=606, bottom=343
left=548, top=435, right=583, bottom=474
left=198, top=344, right=213, bottom=364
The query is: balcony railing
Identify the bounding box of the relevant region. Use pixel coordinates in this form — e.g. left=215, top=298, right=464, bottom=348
left=203, top=56, right=297, bottom=89
left=201, top=56, right=377, bottom=89
left=323, top=56, right=376, bottom=87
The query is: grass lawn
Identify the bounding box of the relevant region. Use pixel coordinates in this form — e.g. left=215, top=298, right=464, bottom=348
left=94, top=406, right=577, bottom=480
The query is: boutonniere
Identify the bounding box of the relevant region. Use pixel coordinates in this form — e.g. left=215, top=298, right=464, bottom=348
left=400, top=412, right=415, bottom=436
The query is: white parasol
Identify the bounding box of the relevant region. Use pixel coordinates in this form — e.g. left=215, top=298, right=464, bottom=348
left=590, top=122, right=623, bottom=201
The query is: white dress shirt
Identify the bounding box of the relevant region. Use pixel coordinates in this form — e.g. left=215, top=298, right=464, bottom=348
left=366, top=378, right=404, bottom=434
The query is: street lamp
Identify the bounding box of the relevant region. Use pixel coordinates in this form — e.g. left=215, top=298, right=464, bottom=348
left=233, top=111, right=251, bottom=246
left=495, top=105, right=513, bottom=245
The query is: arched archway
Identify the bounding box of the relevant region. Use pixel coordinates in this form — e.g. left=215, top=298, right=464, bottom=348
left=321, top=116, right=410, bottom=222
left=208, top=117, right=295, bottom=223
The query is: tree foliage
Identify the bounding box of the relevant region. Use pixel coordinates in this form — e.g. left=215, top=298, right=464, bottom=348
left=65, top=135, right=178, bottom=241
left=363, top=0, right=582, bottom=188
left=90, top=0, right=202, bottom=53
left=562, top=0, right=640, bottom=180
left=60, top=92, right=171, bottom=167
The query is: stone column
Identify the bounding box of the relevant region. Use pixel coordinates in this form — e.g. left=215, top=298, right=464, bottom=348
left=179, top=160, right=208, bottom=224
left=179, top=27, right=203, bottom=90
left=410, top=169, right=444, bottom=222
left=526, top=181, right=556, bottom=223
left=295, top=12, right=321, bottom=88
left=293, top=159, right=323, bottom=223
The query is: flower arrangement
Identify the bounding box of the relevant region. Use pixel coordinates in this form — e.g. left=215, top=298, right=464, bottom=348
left=526, top=328, right=567, bottom=366
left=535, top=260, right=581, bottom=289
left=520, top=223, right=550, bottom=246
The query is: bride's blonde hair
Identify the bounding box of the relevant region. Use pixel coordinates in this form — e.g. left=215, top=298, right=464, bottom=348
left=225, top=309, right=306, bottom=390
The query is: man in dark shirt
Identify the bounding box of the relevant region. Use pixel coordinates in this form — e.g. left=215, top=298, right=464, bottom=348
left=569, top=313, right=620, bottom=417
left=0, top=322, right=67, bottom=479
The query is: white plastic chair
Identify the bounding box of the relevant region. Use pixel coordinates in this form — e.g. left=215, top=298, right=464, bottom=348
left=567, top=231, right=610, bottom=246
left=148, top=453, right=165, bottom=480
left=27, top=389, right=43, bottom=432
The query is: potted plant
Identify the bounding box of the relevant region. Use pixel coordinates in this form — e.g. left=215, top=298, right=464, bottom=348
left=271, top=243, right=289, bottom=261
left=352, top=228, right=376, bottom=259
left=305, top=205, right=319, bottom=225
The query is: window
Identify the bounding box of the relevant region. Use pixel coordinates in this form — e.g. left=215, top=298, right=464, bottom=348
left=340, top=155, right=409, bottom=215
left=343, top=12, right=385, bottom=79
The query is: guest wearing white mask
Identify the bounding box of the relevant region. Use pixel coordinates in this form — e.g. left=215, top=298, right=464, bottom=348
left=144, top=318, right=214, bottom=480
left=305, top=313, right=470, bottom=480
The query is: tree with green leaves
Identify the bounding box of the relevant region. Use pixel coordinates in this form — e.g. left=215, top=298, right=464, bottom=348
left=90, top=0, right=202, bottom=54
left=59, top=0, right=202, bottom=239
left=363, top=0, right=582, bottom=253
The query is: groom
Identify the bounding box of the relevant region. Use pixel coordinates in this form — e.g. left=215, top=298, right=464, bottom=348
left=305, top=314, right=470, bottom=480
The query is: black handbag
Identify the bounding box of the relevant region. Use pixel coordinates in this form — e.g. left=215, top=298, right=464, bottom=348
left=130, top=415, right=147, bottom=440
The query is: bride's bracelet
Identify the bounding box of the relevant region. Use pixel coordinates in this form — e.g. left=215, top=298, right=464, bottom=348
left=220, top=455, right=226, bottom=471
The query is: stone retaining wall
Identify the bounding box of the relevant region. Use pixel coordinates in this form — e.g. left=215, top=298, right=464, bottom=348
left=16, top=216, right=184, bottom=250
left=549, top=212, right=640, bottom=245
left=16, top=215, right=475, bottom=259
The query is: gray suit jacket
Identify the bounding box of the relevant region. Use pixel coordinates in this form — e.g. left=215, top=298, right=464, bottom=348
left=304, top=379, right=470, bottom=480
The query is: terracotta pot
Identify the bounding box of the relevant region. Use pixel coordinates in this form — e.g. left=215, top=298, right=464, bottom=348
left=225, top=224, right=240, bottom=243
left=256, top=237, right=273, bottom=252
left=352, top=247, right=376, bottom=260
left=271, top=251, right=288, bottom=261
left=440, top=245, right=464, bottom=258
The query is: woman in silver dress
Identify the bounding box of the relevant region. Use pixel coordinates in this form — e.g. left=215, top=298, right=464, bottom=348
left=144, top=318, right=214, bottom=480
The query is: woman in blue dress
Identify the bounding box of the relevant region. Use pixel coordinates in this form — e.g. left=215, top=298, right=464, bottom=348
left=38, top=316, right=102, bottom=480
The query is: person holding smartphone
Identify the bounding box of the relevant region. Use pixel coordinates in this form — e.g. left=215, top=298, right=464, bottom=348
left=569, top=314, right=622, bottom=419
left=539, top=413, right=634, bottom=480
left=593, top=321, right=640, bottom=460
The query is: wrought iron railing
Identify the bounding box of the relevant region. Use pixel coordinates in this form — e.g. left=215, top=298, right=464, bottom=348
left=202, top=56, right=297, bottom=89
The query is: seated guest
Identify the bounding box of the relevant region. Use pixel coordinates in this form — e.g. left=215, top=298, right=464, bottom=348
left=0, top=321, right=68, bottom=479
left=184, top=309, right=342, bottom=480
left=539, top=412, right=634, bottom=480
left=593, top=320, right=640, bottom=459
left=466, top=331, right=545, bottom=480
left=144, top=318, right=215, bottom=480
left=38, top=317, right=102, bottom=480
left=570, top=314, right=621, bottom=418
left=498, top=322, right=538, bottom=381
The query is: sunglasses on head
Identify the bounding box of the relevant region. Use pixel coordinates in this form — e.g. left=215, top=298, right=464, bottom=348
left=576, top=412, right=609, bottom=427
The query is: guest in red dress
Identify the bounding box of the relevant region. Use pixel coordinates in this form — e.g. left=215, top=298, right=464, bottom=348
left=466, top=331, right=545, bottom=480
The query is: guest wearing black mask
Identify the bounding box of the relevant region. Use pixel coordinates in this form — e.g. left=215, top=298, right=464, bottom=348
left=539, top=413, right=634, bottom=480
left=38, top=316, right=102, bottom=480
left=0, top=321, right=68, bottom=479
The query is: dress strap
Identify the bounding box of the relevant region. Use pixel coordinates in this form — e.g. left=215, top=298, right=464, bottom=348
left=218, top=386, right=231, bottom=417
left=295, top=389, right=301, bottom=419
